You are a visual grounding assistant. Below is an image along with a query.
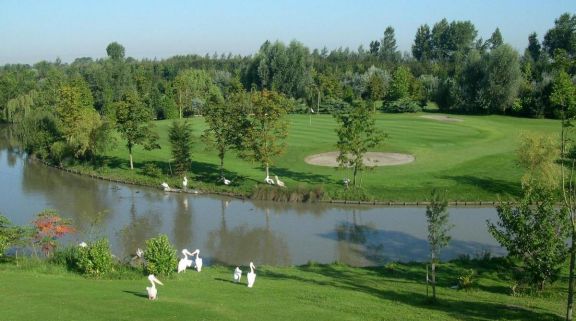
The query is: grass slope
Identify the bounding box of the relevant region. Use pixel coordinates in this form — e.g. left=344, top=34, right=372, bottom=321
left=0, top=259, right=565, bottom=321
left=73, top=113, right=560, bottom=201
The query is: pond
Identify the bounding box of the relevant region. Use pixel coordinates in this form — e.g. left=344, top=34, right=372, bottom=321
left=0, top=126, right=504, bottom=266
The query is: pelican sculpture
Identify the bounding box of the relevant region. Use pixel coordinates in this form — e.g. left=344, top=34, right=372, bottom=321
left=161, top=182, right=170, bottom=191
left=146, top=274, right=164, bottom=300
left=177, top=249, right=194, bottom=273
left=247, top=262, right=256, bottom=288
left=78, top=241, right=87, bottom=248
left=222, top=177, right=231, bottom=185
left=182, top=176, right=188, bottom=190
left=264, top=176, right=275, bottom=185
left=191, top=249, right=203, bottom=272
left=274, top=175, right=285, bottom=187
left=136, top=248, right=144, bottom=258
left=233, top=267, right=242, bottom=283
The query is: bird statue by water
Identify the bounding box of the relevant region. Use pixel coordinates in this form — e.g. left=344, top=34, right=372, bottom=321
left=191, top=249, right=203, bottom=272
left=182, top=176, right=188, bottom=190
left=233, top=267, right=242, bottom=283
left=274, top=175, right=285, bottom=188
left=79, top=242, right=87, bottom=248
left=146, top=274, right=164, bottom=300
left=177, top=249, right=194, bottom=273
left=136, top=248, right=144, bottom=258
left=222, top=177, right=231, bottom=185
left=161, top=182, right=170, bottom=191
left=247, top=262, right=256, bottom=288
left=264, top=176, right=275, bottom=185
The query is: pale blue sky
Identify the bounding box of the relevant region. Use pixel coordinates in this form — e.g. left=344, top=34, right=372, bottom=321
left=0, top=0, right=574, bottom=64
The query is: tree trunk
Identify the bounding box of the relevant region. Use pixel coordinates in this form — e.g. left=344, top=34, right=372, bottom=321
left=353, top=165, right=358, bottom=186
left=266, top=163, right=270, bottom=178
left=220, top=156, right=224, bottom=178
left=128, top=144, right=134, bottom=170
left=567, top=227, right=576, bottom=321
left=431, top=255, right=437, bottom=301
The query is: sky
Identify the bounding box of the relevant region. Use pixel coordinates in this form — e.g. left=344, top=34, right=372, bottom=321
left=0, top=0, right=575, bottom=65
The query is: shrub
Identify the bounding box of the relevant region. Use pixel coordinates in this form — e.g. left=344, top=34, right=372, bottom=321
left=77, top=239, right=113, bottom=276
left=0, top=214, right=24, bottom=257
left=31, top=210, right=75, bottom=257
left=142, top=162, right=163, bottom=178
left=457, top=269, right=476, bottom=291
left=51, top=246, right=81, bottom=271
left=383, top=98, right=422, bottom=113
left=144, top=234, right=177, bottom=276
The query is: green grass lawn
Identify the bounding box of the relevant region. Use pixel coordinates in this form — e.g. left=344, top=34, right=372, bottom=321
left=71, top=113, right=561, bottom=201
left=0, top=259, right=566, bottom=321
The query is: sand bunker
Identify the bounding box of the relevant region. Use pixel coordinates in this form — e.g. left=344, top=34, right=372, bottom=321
left=420, top=115, right=463, bottom=122
left=305, top=152, right=415, bottom=167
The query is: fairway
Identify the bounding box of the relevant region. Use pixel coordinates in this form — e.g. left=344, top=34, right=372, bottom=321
left=96, top=113, right=560, bottom=201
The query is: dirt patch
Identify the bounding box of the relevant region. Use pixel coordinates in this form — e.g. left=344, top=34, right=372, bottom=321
left=305, top=152, right=415, bottom=167
left=420, top=115, right=463, bottom=122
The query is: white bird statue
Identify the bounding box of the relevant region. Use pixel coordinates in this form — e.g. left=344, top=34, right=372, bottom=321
left=264, top=176, right=275, bottom=185
left=233, top=266, right=242, bottom=283
left=310, top=108, right=315, bottom=113
left=191, top=249, right=203, bottom=272
left=161, top=182, right=170, bottom=191
left=274, top=175, right=285, bottom=188
left=78, top=241, right=87, bottom=248
left=247, top=262, right=256, bottom=288
left=182, top=176, right=188, bottom=190
left=146, top=274, right=164, bottom=300
left=222, top=177, right=231, bottom=185
left=136, top=248, right=144, bottom=258
left=177, top=249, right=194, bottom=273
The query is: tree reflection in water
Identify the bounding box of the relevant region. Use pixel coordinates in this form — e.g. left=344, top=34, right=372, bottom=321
left=206, top=200, right=290, bottom=266
left=117, top=191, right=161, bottom=259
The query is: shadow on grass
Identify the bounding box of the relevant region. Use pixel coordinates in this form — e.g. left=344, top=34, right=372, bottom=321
left=122, top=290, right=148, bottom=299
left=439, top=175, right=521, bottom=198
left=214, top=277, right=244, bottom=285
left=263, top=264, right=562, bottom=321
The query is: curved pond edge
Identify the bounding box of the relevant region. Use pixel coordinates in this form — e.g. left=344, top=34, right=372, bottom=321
left=35, top=158, right=501, bottom=207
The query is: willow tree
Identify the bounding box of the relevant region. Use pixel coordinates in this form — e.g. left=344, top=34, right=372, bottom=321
left=242, top=90, right=292, bottom=179
left=334, top=101, right=385, bottom=186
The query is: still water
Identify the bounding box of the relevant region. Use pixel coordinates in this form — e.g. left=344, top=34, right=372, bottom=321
left=0, top=126, right=504, bottom=266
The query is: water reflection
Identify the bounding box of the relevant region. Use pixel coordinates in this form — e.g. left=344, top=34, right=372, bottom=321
left=0, top=125, right=505, bottom=266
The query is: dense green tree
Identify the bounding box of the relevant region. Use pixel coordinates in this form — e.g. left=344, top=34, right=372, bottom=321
left=113, top=90, right=160, bottom=169
left=174, top=69, right=221, bottom=119
left=168, top=121, right=192, bottom=175
left=202, top=90, right=250, bottom=178
left=489, top=187, right=568, bottom=290
left=369, top=41, right=380, bottom=55
left=387, top=66, right=414, bottom=102
left=380, top=26, right=400, bottom=62
left=483, top=44, right=522, bottom=112
left=106, top=42, right=126, bottom=61
left=242, top=90, right=292, bottom=179
left=543, top=13, right=576, bottom=57
left=334, top=101, right=384, bottom=186
left=426, top=189, right=451, bottom=301
left=527, top=32, right=542, bottom=62
left=488, top=27, right=504, bottom=49
left=412, top=24, right=432, bottom=61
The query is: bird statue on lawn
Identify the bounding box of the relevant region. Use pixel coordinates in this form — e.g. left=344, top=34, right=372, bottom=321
left=146, top=274, right=164, bottom=300
left=222, top=177, right=231, bottom=185
left=233, top=266, right=242, bottom=283
left=191, top=249, right=203, bottom=272
left=182, top=176, right=188, bottom=190
left=247, top=262, right=256, bottom=288
left=274, top=175, right=285, bottom=188
left=177, top=249, right=194, bottom=273
left=161, top=182, right=170, bottom=191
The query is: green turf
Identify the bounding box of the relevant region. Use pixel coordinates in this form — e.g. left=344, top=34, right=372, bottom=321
left=0, top=259, right=565, bottom=321
left=71, top=113, right=561, bottom=201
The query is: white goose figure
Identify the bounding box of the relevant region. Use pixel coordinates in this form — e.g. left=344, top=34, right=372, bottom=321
left=191, top=249, right=203, bottom=272
left=274, top=175, right=285, bottom=188
left=177, top=249, right=194, bottom=273
left=264, top=176, right=275, bottom=185
left=182, top=176, right=188, bottom=190
left=247, top=262, right=256, bottom=288
left=146, top=274, right=164, bottom=300
left=136, top=248, right=144, bottom=258
left=161, top=182, right=170, bottom=191
left=222, top=177, right=231, bottom=185
left=78, top=241, right=87, bottom=248
left=233, top=267, right=242, bottom=283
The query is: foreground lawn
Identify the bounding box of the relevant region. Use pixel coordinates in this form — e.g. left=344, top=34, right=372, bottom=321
left=0, top=260, right=565, bottom=321
left=69, top=113, right=560, bottom=201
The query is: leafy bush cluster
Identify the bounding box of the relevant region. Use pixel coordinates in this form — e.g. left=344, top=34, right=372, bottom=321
left=144, top=234, right=177, bottom=276
left=382, top=98, right=422, bottom=113
left=76, top=239, right=113, bottom=276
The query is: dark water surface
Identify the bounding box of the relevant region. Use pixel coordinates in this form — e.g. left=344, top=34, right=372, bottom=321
left=0, top=126, right=504, bottom=266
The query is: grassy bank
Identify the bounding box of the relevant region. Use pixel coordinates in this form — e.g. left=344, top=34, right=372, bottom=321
left=64, top=113, right=560, bottom=202
left=0, top=258, right=565, bottom=321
